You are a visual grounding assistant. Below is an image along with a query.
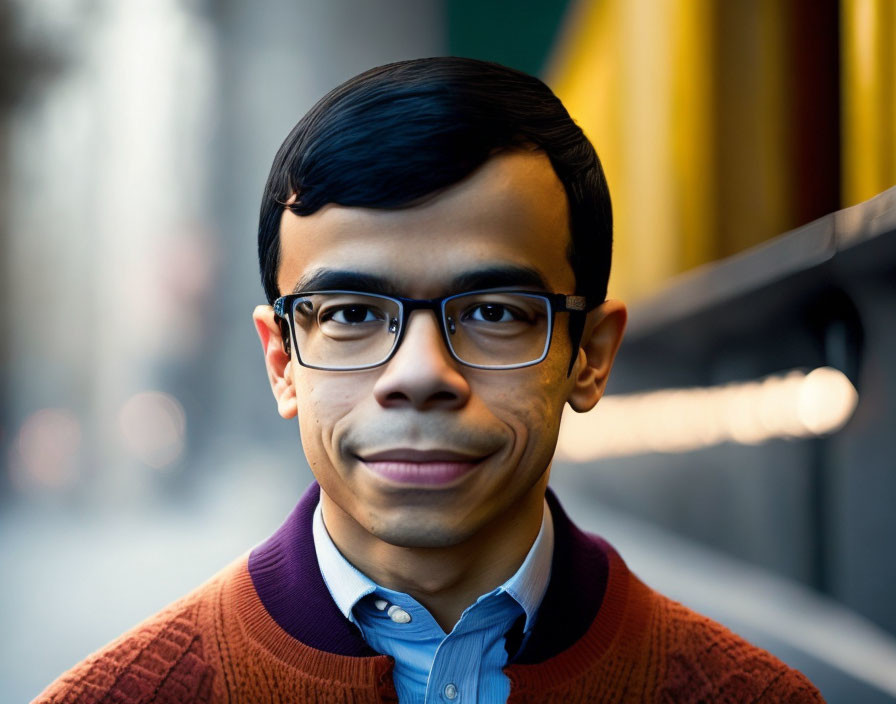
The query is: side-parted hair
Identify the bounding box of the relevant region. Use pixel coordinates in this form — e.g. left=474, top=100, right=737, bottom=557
left=257, top=57, right=612, bottom=365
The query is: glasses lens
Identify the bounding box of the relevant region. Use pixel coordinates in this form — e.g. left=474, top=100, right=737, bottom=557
left=443, top=292, right=550, bottom=367
left=291, top=293, right=401, bottom=369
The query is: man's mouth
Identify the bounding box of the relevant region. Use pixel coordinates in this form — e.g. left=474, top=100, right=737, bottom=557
left=356, top=448, right=488, bottom=486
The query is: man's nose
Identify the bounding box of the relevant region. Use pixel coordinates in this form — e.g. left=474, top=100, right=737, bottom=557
left=372, top=309, right=471, bottom=410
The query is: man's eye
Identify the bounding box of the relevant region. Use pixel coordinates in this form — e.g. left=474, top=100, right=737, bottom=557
left=323, top=305, right=384, bottom=324
left=465, top=304, right=517, bottom=323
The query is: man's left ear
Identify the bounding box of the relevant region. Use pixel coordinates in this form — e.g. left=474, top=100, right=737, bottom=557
left=566, top=300, right=627, bottom=413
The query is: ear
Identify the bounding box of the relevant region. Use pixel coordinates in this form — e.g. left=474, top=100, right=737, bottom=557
left=252, top=305, right=298, bottom=419
left=566, top=299, right=627, bottom=413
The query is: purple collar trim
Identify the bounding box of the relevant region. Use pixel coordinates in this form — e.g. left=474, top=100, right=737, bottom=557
left=248, top=482, right=609, bottom=662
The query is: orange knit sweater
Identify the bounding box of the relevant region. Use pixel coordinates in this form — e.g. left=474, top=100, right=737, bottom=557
left=34, top=488, right=824, bottom=703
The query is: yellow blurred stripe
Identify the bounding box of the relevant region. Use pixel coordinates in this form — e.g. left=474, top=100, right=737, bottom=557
left=547, top=0, right=714, bottom=302
left=842, top=0, right=896, bottom=206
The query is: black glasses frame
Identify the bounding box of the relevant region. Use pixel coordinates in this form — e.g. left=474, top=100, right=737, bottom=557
left=272, top=288, right=595, bottom=371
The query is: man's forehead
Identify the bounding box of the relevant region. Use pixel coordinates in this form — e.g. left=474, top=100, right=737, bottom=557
left=276, top=150, right=574, bottom=296
left=281, top=240, right=571, bottom=300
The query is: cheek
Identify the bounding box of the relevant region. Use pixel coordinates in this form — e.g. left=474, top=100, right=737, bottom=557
left=294, top=372, right=372, bottom=465
left=518, top=390, right=564, bottom=456
left=485, top=363, right=570, bottom=463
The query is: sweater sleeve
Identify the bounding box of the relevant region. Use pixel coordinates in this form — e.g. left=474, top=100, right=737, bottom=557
left=31, top=599, right=218, bottom=704
left=658, top=595, right=826, bottom=703
left=751, top=669, right=827, bottom=704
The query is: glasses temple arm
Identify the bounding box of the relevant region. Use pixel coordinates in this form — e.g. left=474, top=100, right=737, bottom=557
left=563, top=297, right=604, bottom=377
left=566, top=311, right=586, bottom=377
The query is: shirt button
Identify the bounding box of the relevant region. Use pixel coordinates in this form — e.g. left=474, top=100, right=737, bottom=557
left=373, top=599, right=389, bottom=611
left=443, top=683, right=458, bottom=700
left=387, top=605, right=411, bottom=623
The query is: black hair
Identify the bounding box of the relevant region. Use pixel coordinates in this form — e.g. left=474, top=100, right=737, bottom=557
left=257, top=57, right=612, bottom=371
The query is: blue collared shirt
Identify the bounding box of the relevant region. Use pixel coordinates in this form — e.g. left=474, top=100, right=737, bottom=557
left=312, top=499, right=554, bottom=703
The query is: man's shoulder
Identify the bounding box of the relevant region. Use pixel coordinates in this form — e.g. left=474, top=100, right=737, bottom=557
left=31, top=553, right=248, bottom=704
left=641, top=581, right=824, bottom=703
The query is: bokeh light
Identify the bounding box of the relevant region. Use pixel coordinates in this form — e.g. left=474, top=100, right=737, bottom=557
left=11, top=408, right=82, bottom=490
left=558, top=367, right=859, bottom=462
left=798, top=366, right=861, bottom=436
left=117, top=391, right=186, bottom=469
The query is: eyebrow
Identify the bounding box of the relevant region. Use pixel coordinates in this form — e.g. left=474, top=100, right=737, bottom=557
left=291, top=265, right=551, bottom=297
left=292, top=270, right=401, bottom=296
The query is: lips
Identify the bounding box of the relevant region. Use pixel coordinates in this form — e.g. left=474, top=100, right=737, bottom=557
left=358, top=448, right=487, bottom=486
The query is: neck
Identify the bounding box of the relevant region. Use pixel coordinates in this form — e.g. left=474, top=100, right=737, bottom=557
left=321, top=477, right=548, bottom=632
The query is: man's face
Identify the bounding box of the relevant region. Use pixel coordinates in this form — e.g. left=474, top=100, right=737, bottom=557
left=262, top=151, right=610, bottom=549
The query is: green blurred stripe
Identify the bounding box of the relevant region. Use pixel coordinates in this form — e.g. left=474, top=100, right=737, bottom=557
left=445, top=0, right=573, bottom=77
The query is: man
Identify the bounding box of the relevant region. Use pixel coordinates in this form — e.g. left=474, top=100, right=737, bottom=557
left=36, top=57, right=823, bottom=703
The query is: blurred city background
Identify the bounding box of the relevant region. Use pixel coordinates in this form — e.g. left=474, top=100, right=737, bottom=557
left=1, top=0, right=894, bottom=701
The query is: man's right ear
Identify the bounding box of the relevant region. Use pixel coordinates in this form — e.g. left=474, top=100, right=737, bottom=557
left=252, top=305, right=298, bottom=419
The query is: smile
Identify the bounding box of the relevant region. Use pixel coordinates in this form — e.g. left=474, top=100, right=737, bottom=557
left=357, top=448, right=487, bottom=486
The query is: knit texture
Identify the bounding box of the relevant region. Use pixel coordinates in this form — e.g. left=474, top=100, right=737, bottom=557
left=33, top=490, right=825, bottom=704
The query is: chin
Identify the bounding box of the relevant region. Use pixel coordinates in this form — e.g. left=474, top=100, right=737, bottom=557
left=370, top=514, right=479, bottom=549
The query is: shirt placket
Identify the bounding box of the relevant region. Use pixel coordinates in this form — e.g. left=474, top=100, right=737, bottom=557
left=423, top=596, right=521, bottom=704
left=425, top=627, right=483, bottom=703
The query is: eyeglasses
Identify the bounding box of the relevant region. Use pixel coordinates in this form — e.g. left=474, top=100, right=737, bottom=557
left=273, top=289, right=593, bottom=371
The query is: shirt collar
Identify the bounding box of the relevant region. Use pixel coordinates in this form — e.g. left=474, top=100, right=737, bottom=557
left=312, top=497, right=554, bottom=633
left=495, top=500, right=553, bottom=632
left=311, top=499, right=376, bottom=623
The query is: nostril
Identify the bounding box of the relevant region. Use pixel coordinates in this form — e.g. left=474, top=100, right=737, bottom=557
left=381, top=388, right=460, bottom=408
left=431, top=391, right=458, bottom=402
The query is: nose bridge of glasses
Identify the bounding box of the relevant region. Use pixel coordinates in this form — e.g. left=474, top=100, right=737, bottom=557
left=399, top=305, right=450, bottom=351
left=383, top=304, right=457, bottom=368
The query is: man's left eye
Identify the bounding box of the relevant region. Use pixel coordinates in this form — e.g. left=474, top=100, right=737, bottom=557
left=467, top=304, right=515, bottom=323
